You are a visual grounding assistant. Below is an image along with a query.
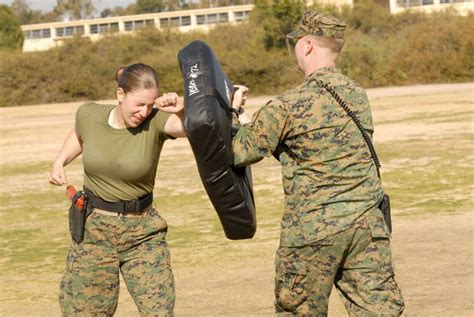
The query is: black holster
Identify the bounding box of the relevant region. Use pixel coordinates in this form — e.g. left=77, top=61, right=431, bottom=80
left=68, top=191, right=90, bottom=244
left=379, top=193, right=392, bottom=233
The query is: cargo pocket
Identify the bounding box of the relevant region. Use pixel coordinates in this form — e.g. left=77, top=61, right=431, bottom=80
left=366, top=210, right=395, bottom=276
left=275, top=248, right=311, bottom=312
left=147, top=208, right=168, bottom=235
left=367, top=208, right=391, bottom=240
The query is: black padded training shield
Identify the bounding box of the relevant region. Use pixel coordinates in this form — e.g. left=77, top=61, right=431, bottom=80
left=178, top=40, right=256, bottom=240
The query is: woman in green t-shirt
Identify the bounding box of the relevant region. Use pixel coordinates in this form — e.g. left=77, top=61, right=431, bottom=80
left=49, top=63, right=186, bottom=316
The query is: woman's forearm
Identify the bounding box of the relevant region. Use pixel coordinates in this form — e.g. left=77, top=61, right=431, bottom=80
left=53, top=128, right=83, bottom=167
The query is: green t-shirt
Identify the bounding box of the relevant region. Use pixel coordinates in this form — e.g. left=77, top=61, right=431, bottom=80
left=75, top=102, right=172, bottom=202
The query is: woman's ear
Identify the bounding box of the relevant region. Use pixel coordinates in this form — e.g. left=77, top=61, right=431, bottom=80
left=117, top=87, right=124, bottom=104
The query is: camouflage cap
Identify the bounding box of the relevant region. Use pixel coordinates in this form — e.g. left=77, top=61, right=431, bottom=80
left=287, top=11, right=346, bottom=40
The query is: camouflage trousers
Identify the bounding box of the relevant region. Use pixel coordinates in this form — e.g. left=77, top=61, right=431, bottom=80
left=59, top=207, right=175, bottom=316
left=274, top=209, right=404, bottom=316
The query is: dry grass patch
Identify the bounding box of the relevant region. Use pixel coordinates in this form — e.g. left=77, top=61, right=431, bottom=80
left=0, top=83, right=473, bottom=316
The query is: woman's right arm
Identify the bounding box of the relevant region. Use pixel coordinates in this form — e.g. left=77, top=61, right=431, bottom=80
left=49, top=128, right=83, bottom=186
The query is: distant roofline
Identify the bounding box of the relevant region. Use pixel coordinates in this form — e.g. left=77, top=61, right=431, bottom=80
left=21, top=4, right=255, bottom=30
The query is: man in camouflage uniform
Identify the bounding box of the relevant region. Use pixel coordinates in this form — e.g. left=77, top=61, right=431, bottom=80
left=231, top=11, right=404, bottom=316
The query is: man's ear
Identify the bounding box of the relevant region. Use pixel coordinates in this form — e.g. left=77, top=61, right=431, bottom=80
left=117, top=87, right=124, bottom=103
left=305, top=38, right=314, bottom=56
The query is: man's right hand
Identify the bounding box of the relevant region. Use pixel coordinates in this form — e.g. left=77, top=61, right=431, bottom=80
left=232, top=85, right=249, bottom=111
left=232, top=85, right=252, bottom=124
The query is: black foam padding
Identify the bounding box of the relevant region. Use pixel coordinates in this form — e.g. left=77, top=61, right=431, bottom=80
left=178, top=40, right=256, bottom=239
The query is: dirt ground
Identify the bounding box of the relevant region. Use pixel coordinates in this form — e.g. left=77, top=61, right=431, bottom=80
left=0, top=83, right=473, bottom=316
left=164, top=212, right=474, bottom=317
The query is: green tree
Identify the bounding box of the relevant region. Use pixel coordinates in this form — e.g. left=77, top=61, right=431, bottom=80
left=136, top=0, right=185, bottom=13
left=101, top=4, right=137, bottom=17
left=10, top=0, right=49, bottom=24
left=252, top=0, right=306, bottom=49
left=342, top=0, right=395, bottom=35
left=0, top=5, right=23, bottom=51
left=53, top=0, right=95, bottom=20
left=199, top=0, right=242, bottom=8
left=10, top=0, right=31, bottom=24
left=136, top=0, right=166, bottom=13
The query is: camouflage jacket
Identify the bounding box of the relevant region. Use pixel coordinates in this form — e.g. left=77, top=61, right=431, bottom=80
left=232, top=66, right=383, bottom=247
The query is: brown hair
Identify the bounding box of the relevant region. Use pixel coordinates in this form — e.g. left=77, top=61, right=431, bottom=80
left=312, top=36, right=345, bottom=53
left=115, top=63, right=159, bottom=94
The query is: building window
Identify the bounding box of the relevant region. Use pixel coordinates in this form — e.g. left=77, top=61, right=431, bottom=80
left=24, top=28, right=51, bottom=39
left=124, top=21, right=133, bottom=31
left=196, top=13, right=230, bottom=25
left=207, top=14, right=217, bottom=24
left=56, top=25, right=85, bottom=37
left=159, top=19, right=168, bottom=27
left=196, top=14, right=206, bottom=25
left=182, top=16, right=191, bottom=26
left=124, top=19, right=154, bottom=31
left=160, top=16, right=191, bottom=27
left=234, top=10, right=250, bottom=21
left=422, top=0, right=434, bottom=4
left=56, top=26, right=79, bottom=37
left=43, top=29, right=51, bottom=38
left=170, top=17, right=180, bottom=26
left=89, top=22, right=119, bottom=34
left=218, top=13, right=229, bottom=23
left=134, top=20, right=144, bottom=29
left=99, top=24, right=108, bottom=33
left=396, top=0, right=423, bottom=7
left=65, top=26, right=74, bottom=35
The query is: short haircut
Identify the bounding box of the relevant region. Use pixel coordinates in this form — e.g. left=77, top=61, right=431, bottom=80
left=311, top=35, right=345, bottom=53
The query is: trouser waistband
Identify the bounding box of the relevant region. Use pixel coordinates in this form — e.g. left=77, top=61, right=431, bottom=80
left=93, top=204, right=153, bottom=218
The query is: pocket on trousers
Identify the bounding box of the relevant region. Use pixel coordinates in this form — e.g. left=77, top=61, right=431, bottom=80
left=65, top=243, right=90, bottom=272
left=275, top=249, right=311, bottom=312
left=367, top=209, right=391, bottom=239
left=147, top=208, right=168, bottom=233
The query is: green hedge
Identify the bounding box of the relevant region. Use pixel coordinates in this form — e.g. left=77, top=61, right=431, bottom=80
left=0, top=3, right=472, bottom=107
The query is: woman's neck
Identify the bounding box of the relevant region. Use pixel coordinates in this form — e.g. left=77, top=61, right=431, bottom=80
left=108, top=107, right=127, bottom=129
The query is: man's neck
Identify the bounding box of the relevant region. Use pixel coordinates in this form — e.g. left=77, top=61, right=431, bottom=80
left=304, top=60, right=336, bottom=78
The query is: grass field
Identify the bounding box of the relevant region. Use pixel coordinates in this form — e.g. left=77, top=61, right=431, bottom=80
left=0, top=83, right=473, bottom=316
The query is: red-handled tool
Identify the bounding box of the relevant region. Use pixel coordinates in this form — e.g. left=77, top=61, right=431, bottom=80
left=66, top=185, right=84, bottom=209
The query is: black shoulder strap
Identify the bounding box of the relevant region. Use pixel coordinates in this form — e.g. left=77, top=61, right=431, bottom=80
left=312, top=79, right=381, bottom=175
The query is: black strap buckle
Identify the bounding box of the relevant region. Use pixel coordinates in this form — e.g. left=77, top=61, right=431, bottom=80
left=123, top=199, right=139, bottom=212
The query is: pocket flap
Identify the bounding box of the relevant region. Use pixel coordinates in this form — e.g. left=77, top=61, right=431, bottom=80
left=367, top=209, right=391, bottom=239
left=275, top=247, right=309, bottom=275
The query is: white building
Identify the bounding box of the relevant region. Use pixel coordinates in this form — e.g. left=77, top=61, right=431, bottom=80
left=390, top=0, right=473, bottom=15
left=21, top=5, right=253, bottom=52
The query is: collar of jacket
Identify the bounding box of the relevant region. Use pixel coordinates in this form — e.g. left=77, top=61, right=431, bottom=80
left=306, top=66, right=339, bottom=82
